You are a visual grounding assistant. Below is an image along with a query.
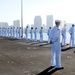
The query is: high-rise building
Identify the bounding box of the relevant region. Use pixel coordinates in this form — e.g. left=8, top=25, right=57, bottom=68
left=34, top=16, right=42, bottom=32
left=0, top=22, right=8, bottom=28
left=13, top=20, right=20, bottom=28
left=46, top=15, right=54, bottom=29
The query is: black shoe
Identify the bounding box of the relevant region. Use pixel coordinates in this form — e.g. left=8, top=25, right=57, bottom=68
left=50, top=66, right=55, bottom=68
left=55, top=67, right=64, bottom=70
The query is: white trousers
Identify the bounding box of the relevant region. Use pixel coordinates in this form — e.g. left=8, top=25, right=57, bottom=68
left=40, top=35, right=43, bottom=42
left=70, top=35, right=74, bottom=47
left=26, top=33, right=28, bottom=40
left=30, top=34, right=33, bottom=40
left=34, top=34, right=37, bottom=41
left=48, top=35, right=50, bottom=43
left=62, top=35, right=66, bottom=46
left=51, top=44, right=61, bottom=68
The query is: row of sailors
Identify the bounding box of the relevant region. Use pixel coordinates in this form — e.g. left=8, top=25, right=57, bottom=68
left=25, top=25, right=75, bottom=48
left=0, top=27, right=21, bottom=39
left=0, top=25, right=75, bottom=47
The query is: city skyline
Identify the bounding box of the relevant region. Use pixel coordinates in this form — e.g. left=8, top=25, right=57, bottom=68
left=0, top=15, right=54, bottom=27
left=0, top=0, right=75, bottom=26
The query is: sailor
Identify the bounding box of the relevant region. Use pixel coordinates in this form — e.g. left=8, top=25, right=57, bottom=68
left=61, top=25, right=66, bottom=46
left=69, top=24, right=75, bottom=48
left=13, top=27, right=15, bottom=38
left=25, top=26, right=28, bottom=40
left=3, top=28, right=5, bottom=37
left=18, top=27, right=21, bottom=39
left=12, top=27, right=15, bottom=38
left=16, top=27, right=18, bottom=39
left=47, top=27, right=51, bottom=43
left=0, top=27, right=1, bottom=36
left=9, top=28, right=11, bottom=37
left=0, top=28, right=2, bottom=36
left=34, top=27, right=37, bottom=41
left=39, top=27, right=43, bottom=42
left=50, top=20, right=64, bottom=69
left=20, top=27, right=22, bottom=39
left=5, top=28, right=7, bottom=37
left=1, top=28, right=3, bottom=37
left=30, top=27, right=33, bottom=41
left=11, top=27, right=13, bottom=38
left=11, top=27, right=14, bottom=38
left=7, top=28, right=10, bottom=37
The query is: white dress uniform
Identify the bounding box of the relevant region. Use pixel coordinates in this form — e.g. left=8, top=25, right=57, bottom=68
left=10, top=28, right=12, bottom=38
left=39, top=28, right=43, bottom=42
left=4, top=28, right=6, bottom=37
left=13, top=27, right=15, bottom=38
left=69, top=26, right=75, bottom=47
left=18, top=27, right=21, bottom=39
left=0, top=28, right=1, bottom=36
left=30, top=28, right=33, bottom=41
left=25, top=27, right=28, bottom=40
left=7, top=28, right=9, bottom=37
left=34, top=28, right=37, bottom=41
left=3, top=28, right=5, bottom=37
left=61, top=26, right=66, bottom=46
left=9, top=28, right=11, bottom=37
left=16, top=27, right=18, bottom=39
left=2, top=28, right=4, bottom=37
left=47, top=28, right=51, bottom=43
left=5, top=28, right=7, bottom=37
left=50, top=25, right=61, bottom=68
left=0, top=28, right=2, bottom=36
left=11, top=28, right=14, bottom=38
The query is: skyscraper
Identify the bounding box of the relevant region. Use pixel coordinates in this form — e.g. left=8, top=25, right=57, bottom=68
left=13, top=20, right=20, bottom=28
left=46, top=15, right=54, bottom=29
left=34, top=16, right=42, bottom=32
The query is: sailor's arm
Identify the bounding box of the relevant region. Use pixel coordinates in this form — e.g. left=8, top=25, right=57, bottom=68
left=50, top=29, right=60, bottom=44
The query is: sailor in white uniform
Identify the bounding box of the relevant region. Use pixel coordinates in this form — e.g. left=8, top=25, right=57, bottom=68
left=50, top=20, right=64, bottom=69
left=30, top=27, right=33, bottom=41
left=39, top=27, right=43, bottom=42
left=2, top=28, right=4, bottom=37
left=0, top=28, right=1, bottom=36
left=7, top=28, right=10, bottom=37
left=11, top=27, right=14, bottom=38
left=18, top=27, right=21, bottom=39
left=25, top=26, right=28, bottom=40
left=10, top=27, right=12, bottom=38
left=47, top=27, right=51, bottom=43
left=34, top=27, right=37, bottom=41
left=16, top=27, right=18, bottom=39
left=13, top=27, right=15, bottom=38
left=61, top=25, right=66, bottom=46
left=69, top=24, right=75, bottom=48
left=5, top=28, right=7, bottom=37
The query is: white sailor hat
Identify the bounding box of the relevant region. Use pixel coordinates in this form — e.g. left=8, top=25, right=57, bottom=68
left=55, top=20, right=61, bottom=23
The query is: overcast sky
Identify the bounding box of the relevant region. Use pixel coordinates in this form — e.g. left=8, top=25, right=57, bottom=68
left=0, top=0, right=75, bottom=26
